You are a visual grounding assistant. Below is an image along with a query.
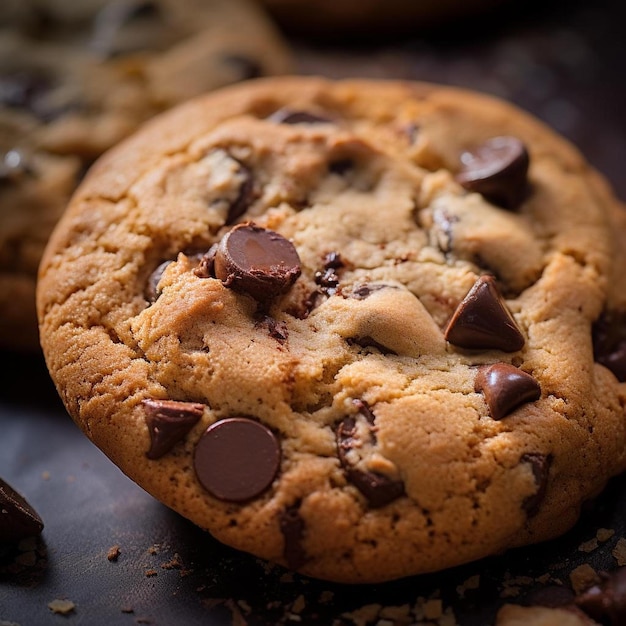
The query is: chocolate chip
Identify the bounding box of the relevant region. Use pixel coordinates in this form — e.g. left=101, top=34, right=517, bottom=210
left=347, top=336, right=397, bottom=355
left=213, top=223, right=301, bottom=302
left=520, top=453, right=551, bottom=515
left=444, top=275, right=525, bottom=352
left=145, top=260, right=173, bottom=302
left=194, top=417, right=281, bottom=502
left=267, top=109, right=332, bottom=125
left=279, top=503, right=307, bottom=570
left=0, top=478, right=44, bottom=543
left=575, top=567, right=626, bottom=625
left=328, top=159, right=353, bottom=175
left=142, top=399, right=204, bottom=459
left=456, top=136, right=530, bottom=209
left=194, top=245, right=218, bottom=279
left=258, top=316, right=289, bottom=343
left=336, top=402, right=404, bottom=508
left=593, top=311, right=626, bottom=382
left=475, top=363, right=541, bottom=420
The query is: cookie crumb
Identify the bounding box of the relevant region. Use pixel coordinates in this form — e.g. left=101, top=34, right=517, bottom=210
left=596, top=528, right=615, bottom=543
left=47, top=599, right=76, bottom=615
left=456, top=574, right=480, bottom=598
left=145, top=569, right=158, bottom=577
left=569, top=564, right=600, bottom=594
left=578, top=538, right=599, bottom=553
left=612, top=537, right=626, bottom=566
left=121, top=606, right=134, bottom=614
left=107, top=545, right=121, bottom=562
left=161, top=554, right=182, bottom=570
left=41, top=472, right=50, bottom=481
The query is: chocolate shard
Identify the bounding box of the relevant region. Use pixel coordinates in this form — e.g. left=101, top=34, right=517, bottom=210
left=336, top=405, right=404, bottom=508
left=592, top=311, right=626, bottom=382
left=520, top=453, right=551, bottom=515
left=0, top=478, right=44, bottom=543
left=213, top=222, right=301, bottom=302
left=444, top=275, right=525, bottom=352
left=145, top=259, right=173, bottom=302
left=456, top=136, right=530, bottom=209
left=475, top=363, right=541, bottom=420
left=575, top=567, right=626, bottom=626
left=142, top=398, right=204, bottom=459
left=194, top=417, right=281, bottom=503
left=279, top=503, right=307, bottom=570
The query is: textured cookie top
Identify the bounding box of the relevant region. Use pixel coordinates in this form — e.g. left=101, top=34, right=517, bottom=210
left=37, top=76, right=626, bottom=583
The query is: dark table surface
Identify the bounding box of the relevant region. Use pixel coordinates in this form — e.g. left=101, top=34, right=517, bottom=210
left=2, top=0, right=626, bottom=624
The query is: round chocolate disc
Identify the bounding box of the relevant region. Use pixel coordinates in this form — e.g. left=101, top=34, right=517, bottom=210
left=213, top=223, right=301, bottom=302
left=193, top=417, right=281, bottom=502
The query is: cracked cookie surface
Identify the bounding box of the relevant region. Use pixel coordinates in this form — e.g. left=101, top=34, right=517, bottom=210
left=37, top=76, right=626, bottom=583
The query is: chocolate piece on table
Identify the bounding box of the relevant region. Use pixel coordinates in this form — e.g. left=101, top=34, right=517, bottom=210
left=142, top=398, right=204, bottom=459
left=475, top=363, right=541, bottom=420
left=575, top=567, right=626, bottom=626
left=194, top=417, right=281, bottom=502
left=0, top=477, right=44, bottom=543
left=444, top=275, right=525, bottom=352
left=213, top=223, right=301, bottom=302
left=520, top=453, right=551, bottom=516
left=456, top=136, right=529, bottom=209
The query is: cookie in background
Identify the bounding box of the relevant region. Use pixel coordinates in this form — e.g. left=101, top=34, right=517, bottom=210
left=0, top=0, right=294, bottom=352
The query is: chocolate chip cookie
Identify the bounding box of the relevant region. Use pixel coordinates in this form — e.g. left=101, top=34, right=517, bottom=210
left=37, top=76, right=626, bottom=583
left=0, top=0, right=294, bottom=351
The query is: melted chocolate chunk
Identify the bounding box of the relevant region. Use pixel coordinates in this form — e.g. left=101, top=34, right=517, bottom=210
left=456, top=136, right=530, bottom=209
left=0, top=69, right=53, bottom=116
left=593, top=311, right=626, bottom=382
left=475, top=363, right=541, bottom=420
left=145, top=260, right=173, bottom=302
left=444, top=275, right=525, bottom=352
left=194, top=417, right=281, bottom=503
left=279, top=503, right=307, bottom=570
left=314, top=251, right=344, bottom=295
left=575, top=567, right=626, bottom=626
left=267, top=109, right=332, bottom=125
left=213, top=223, right=301, bottom=302
left=142, top=398, right=204, bottom=459
left=0, top=478, right=44, bottom=543
left=221, top=55, right=263, bottom=81
left=91, top=0, right=161, bottom=58
left=258, top=315, right=289, bottom=343
left=225, top=161, right=254, bottom=225
left=336, top=402, right=404, bottom=508
left=520, top=453, right=551, bottom=515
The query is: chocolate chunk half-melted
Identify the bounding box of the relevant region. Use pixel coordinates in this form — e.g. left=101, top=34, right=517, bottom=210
left=142, top=398, right=204, bottom=459
left=267, top=109, right=332, bottom=125
left=520, top=453, right=552, bottom=516
left=213, top=222, right=301, bottom=302
left=456, top=136, right=530, bottom=209
left=279, top=502, right=307, bottom=570
left=593, top=311, right=626, bottom=382
left=194, top=417, right=281, bottom=503
left=336, top=400, right=404, bottom=508
left=475, top=363, right=541, bottom=420
left=0, top=477, right=44, bottom=543
left=575, top=567, right=626, bottom=626
left=444, top=275, right=525, bottom=352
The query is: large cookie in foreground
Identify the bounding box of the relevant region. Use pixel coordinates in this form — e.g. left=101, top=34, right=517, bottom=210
left=0, top=0, right=294, bottom=351
left=37, top=76, right=626, bottom=583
